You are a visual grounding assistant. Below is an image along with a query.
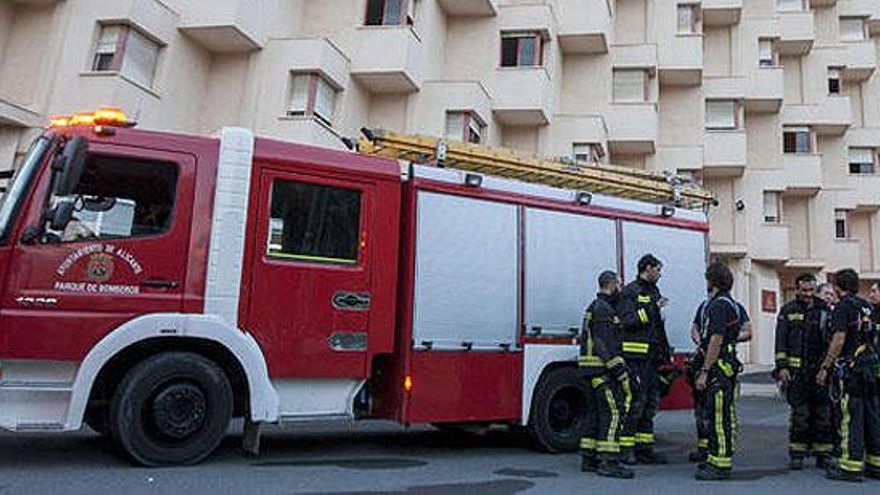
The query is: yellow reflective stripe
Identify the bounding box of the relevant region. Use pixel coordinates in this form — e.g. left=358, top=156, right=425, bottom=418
left=708, top=455, right=732, bottom=469
left=867, top=455, right=880, bottom=468
left=596, top=441, right=620, bottom=453
left=812, top=443, right=833, bottom=453
left=731, top=383, right=739, bottom=449
left=637, top=308, right=649, bottom=324
left=622, top=378, right=632, bottom=415
left=697, top=438, right=709, bottom=448
left=789, top=443, right=809, bottom=452
left=591, top=376, right=607, bottom=388
left=840, top=394, right=851, bottom=464
left=775, top=352, right=787, bottom=360
left=840, top=458, right=864, bottom=472
left=635, top=432, right=654, bottom=444
left=578, top=355, right=604, bottom=367
left=788, top=357, right=802, bottom=368
left=580, top=437, right=596, bottom=450
left=715, top=390, right=726, bottom=457
left=717, top=360, right=734, bottom=377
left=787, top=313, right=804, bottom=321
left=622, top=342, right=650, bottom=354
left=605, top=356, right=625, bottom=369
left=637, top=295, right=652, bottom=304
left=620, top=436, right=636, bottom=448
left=604, top=387, right=620, bottom=444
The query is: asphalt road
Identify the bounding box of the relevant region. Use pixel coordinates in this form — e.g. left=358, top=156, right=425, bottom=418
left=0, top=396, right=877, bottom=494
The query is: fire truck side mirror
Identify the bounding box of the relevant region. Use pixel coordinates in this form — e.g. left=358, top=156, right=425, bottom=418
left=48, top=200, right=75, bottom=232
left=53, top=136, right=87, bottom=197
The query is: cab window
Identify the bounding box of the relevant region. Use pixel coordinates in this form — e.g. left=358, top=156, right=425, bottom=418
left=57, top=155, right=178, bottom=242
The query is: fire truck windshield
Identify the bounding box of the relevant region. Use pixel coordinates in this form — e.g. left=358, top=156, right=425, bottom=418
left=0, top=136, right=52, bottom=243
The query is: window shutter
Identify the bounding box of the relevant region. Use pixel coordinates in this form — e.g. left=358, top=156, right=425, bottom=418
left=840, top=18, right=865, bottom=42
left=445, top=113, right=466, bottom=141
left=289, top=74, right=310, bottom=114
left=613, top=70, right=646, bottom=102
left=777, top=0, right=802, bottom=12
left=121, top=29, right=159, bottom=87
left=706, top=100, right=735, bottom=129
left=677, top=5, right=694, bottom=34
left=758, top=40, right=773, bottom=66
left=763, top=192, right=780, bottom=223
left=314, top=77, right=336, bottom=123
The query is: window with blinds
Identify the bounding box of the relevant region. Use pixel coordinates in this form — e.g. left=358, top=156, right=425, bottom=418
left=783, top=127, right=812, bottom=154
left=677, top=4, right=701, bottom=34
left=776, top=0, right=803, bottom=12
left=90, top=24, right=160, bottom=88
left=288, top=73, right=339, bottom=126
left=848, top=148, right=876, bottom=175
left=763, top=192, right=781, bottom=224
left=613, top=69, right=647, bottom=102
left=758, top=39, right=776, bottom=67
left=840, top=17, right=866, bottom=42
left=706, top=100, right=737, bottom=130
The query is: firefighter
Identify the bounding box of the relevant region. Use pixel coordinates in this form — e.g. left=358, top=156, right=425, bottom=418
left=774, top=273, right=834, bottom=470
left=820, top=269, right=880, bottom=482
left=579, top=270, right=635, bottom=479
left=618, top=254, right=670, bottom=464
left=818, top=282, right=839, bottom=310
left=693, top=262, right=742, bottom=481
left=687, top=297, right=751, bottom=464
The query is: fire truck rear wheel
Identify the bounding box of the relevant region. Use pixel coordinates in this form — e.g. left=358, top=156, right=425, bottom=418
left=525, top=366, right=589, bottom=453
left=109, top=352, right=234, bottom=466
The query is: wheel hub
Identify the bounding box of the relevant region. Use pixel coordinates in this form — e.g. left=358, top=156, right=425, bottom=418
left=548, top=387, right=584, bottom=433
left=150, top=383, right=207, bottom=440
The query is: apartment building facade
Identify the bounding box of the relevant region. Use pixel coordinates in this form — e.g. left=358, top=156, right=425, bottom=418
left=1, top=0, right=879, bottom=365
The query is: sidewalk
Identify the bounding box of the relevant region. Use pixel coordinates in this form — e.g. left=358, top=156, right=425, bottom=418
left=739, top=364, right=778, bottom=397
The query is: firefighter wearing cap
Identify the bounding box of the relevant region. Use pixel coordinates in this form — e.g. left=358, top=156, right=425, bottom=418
left=774, top=273, right=834, bottom=470
left=820, top=269, right=880, bottom=482
left=579, top=270, right=634, bottom=479
left=617, top=254, right=670, bottom=464
left=693, top=262, right=743, bottom=481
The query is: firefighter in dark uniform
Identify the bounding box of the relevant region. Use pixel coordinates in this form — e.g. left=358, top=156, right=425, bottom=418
left=693, top=262, right=742, bottom=481
left=688, top=297, right=751, bottom=464
left=617, top=254, right=670, bottom=464
left=820, top=269, right=880, bottom=482
left=579, top=270, right=634, bottom=479
left=774, top=273, right=834, bottom=470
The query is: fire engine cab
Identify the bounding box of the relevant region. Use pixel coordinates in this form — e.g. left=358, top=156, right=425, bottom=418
left=0, top=109, right=714, bottom=465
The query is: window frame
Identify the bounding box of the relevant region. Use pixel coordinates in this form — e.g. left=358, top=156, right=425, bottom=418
left=776, top=0, right=804, bottom=13
left=287, top=72, right=339, bottom=127
left=445, top=111, right=486, bottom=145
left=90, top=23, right=161, bottom=88
left=572, top=142, right=603, bottom=164
left=848, top=147, right=876, bottom=175
left=612, top=69, right=650, bottom=103
left=763, top=191, right=782, bottom=224
left=839, top=17, right=867, bottom=42
left=705, top=99, right=740, bottom=130
left=835, top=209, right=849, bottom=239
left=827, top=67, right=842, bottom=95
left=783, top=126, right=813, bottom=154
left=758, top=38, right=778, bottom=68
left=676, top=3, right=702, bottom=35
left=500, top=31, right=544, bottom=68
left=364, top=0, right=410, bottom=27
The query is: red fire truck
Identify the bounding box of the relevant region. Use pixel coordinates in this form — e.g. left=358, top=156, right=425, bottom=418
left=0, top=109, right=713, bottom=465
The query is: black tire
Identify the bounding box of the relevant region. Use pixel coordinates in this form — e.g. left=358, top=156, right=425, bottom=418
left=109, top=352, right=233, bottom=466
left=525, top=366, right=590, bottom=453
left=84, top=404, right=110, bottom=436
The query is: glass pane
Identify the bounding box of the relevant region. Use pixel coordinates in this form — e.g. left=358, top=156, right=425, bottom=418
left=268, top=180, right=361, bottom=264
left=314, top=77, right=336, bottom=122
left=518, top=37, right=537, bottom=66
left=365, top=0, right=386, bottom=25
left=384, top=0, right=402, bottom=25
left=777, top=0, right=802, bottom=12
left=613, top=70, right=645, bottom=102
left=121, top=29, right=159, bottom=88
left=677, top=5, right=693, bottom=33
left=467, top=115, right=483, bottom=144
left=445, top=112, right=465, bottom=140
left=289, top=74, right=310, bottom=114
left=500, top=37, right=518, bottom=67
left=706, top=101, right=736, bottom=129
left=795, top=131, right=810, bottom=153
left=840, top=18, right=865, bottom=42
left=59, top=156, right=178, bottom=242
left=758, top=40, right=773, bottom=66
left=763, top=192, right=779, bottom=222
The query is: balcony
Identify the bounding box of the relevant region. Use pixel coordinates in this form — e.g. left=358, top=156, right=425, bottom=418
left=752, top=224, right=790, bottom=264
left=0, top=97, right=41, bottom=127
left=782, top=97, right=852, bottom=135
left=809, top=0, right=837, bottom=6
left=777, top=11, right=814, bottom=56
left=351, top=27, right=424, bottom=93
left=612, top=44, right=658, bottom=72
left=849, top=175, right=880, bottom=211
left=492, top=67, right=552, bottom=126
left=499, top=3, right=555, bottom=38
left=659, top=35, right=703, bottom=86
left=658, top=146, right=703, bottom=172
left=437, top=0, right=498, bottom=16
left=828, top=239, right=862, bottom=272
left=605, top=103, right=658, bottom=155
left=703, top=0, right=742, bottom=27
left=271, top=117, right=346, bottom=150
left=703, top=76, right=745, bottom=100
left=548, top=114, right=608, bottom=158
left=178, top=0, right=266, bottom=52
left=278, top=38, right=350, bottom=90
left=416, top=80, right=493, bottom=137
left=95, top=0, right=177, bottom=44
left=710, top=243, right=748, bottom=258
left=745, top=67, right=784, bottom=113
left=782, top=153, right=822, bottom=196
left=703, top=131, right=747, bottom=177
left=847, top=127, right=880, bottom=148
left=557, top=0, right=612, bottom=54
left=842, top=41, right=877, bottom=82
left=839, top=0, right=880, bottom=36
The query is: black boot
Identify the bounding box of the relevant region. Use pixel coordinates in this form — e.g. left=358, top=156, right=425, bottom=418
left=621, top=451, right=638, bottom=465
left=581, top=455, right=599, bottom=473
left=815, top=454, right=832, bottom=470
left=825, top=466, right=863, bottom=483
left=695, top=464, right=731, bottom=481
left=789, top=457, right=804, bottom=470
left=597, top=460, right=635, bottom=479
left=864, top=467, right=880, bottom=480
left=636, top=449, right=668, bottom=465
left=688, top=450, right=707, bottom=463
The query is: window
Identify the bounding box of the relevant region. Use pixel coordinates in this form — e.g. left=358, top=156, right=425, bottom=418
left=840, top=17, right=866, bottom=42
left=758, top=39, right=776, bottom=67
left=288, top=73, right=339, bottom=126
left=763, top=191, right=781, bottom=224
left=572, top=143, right=603, bottom=164
left=58, top=156, right=178, bottom=242
left=776, top=0, right=803, bottom=12
left=445, top=111, right=485, bottom=144
left=365, top=0, right=405, bottom=26
left=613, top=69, right=648, bottom=103
left=500, top=32, right=542, bottom=67
left=783, top=126, right=812, bottom=154
left=828, top=68, right=842, bottom=95
left=835, top=209, right=848, bottom=239
left=848, top=148, right=876, bottom=174
left=677, top=4, right=701, bottom=34
left=267, top=180, right=362, bottom=265
left=706, top=100, right=738, bottom=130
left=91, top=24, right=160, bottom=88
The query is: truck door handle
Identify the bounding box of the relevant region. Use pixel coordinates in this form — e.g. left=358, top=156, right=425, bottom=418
left=140, top=280, right=180, bottom=289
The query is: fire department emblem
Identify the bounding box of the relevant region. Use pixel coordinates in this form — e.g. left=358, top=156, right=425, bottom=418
left=86, top=253, right=115, bottom=282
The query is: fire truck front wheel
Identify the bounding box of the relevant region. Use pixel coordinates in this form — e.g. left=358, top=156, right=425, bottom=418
left=525, top=366, right=589, bottom=453
left=109, top=352, right=234, bottom=466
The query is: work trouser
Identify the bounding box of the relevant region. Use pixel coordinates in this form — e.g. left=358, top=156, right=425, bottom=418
left=786, top=362, right=834, bottom=459
left=835, top=378, right=880, bottom=475
left=622, top=359, right=659, bottom=454
left=581, top=374, right=632, bottom=462
left=699, top=363, right=738, bottom=472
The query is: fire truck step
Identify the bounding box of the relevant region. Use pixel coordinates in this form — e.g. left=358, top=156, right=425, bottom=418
left=14, top=422, right=65, bottom=432
left=0, top=381, right=73, bottom=393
